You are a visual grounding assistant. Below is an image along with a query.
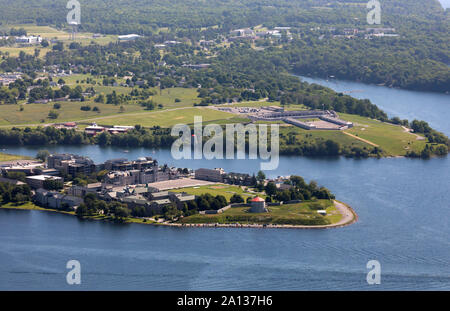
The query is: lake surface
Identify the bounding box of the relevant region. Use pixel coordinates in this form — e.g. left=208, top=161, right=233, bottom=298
left=1, top=77, right=449, bottom=290
left=298, top=76, right=450, bottom=135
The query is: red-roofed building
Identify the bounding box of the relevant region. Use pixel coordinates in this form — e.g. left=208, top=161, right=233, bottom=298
left=64, top=122, right=77, bottom=128
left=251, top=197, right=265, bottom=202
left=250, top=197, right=267, bottom=213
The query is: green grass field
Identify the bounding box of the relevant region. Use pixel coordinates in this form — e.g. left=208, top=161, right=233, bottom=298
left=171, top=184, right=265, bottom=201
left=0, top=25, right=118, bottom=60
left=280, top=125, right=369, bottom=148
left=84, top=107, right=240, bottom=128
left=0, top=152, right=30, bottom=161
left=0, top=101, right=144, bottom=125
left=180, top=200, right=339, bottom=226
left=340, top=113, right=427, bottom=156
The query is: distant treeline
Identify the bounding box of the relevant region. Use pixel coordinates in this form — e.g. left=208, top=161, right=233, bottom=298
left=0, top=118, right=447, bottom=158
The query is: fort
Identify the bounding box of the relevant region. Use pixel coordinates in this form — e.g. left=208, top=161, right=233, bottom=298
left=213, top=106, right=353, bottom=130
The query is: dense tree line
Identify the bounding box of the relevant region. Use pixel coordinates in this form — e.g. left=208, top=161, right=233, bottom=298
left=0, top=182, right=32, bottom=205
left=0, top=0, right=447, bottom=92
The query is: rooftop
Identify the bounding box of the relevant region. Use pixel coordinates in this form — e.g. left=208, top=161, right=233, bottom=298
left=251, top=197, right=265, bottom=202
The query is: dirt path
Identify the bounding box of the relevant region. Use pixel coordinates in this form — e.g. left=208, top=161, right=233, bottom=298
left=401, top=126, right=426, bottom=140
left=332, top=200, right=357, bottom=227
left=343, top=131, right=379, bottom=147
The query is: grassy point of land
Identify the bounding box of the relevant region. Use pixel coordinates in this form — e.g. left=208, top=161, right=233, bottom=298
left=179, top=200, right=339, bottom=226
left=0, top=202, right=74, bottom=215
left=0, top=152, right=31, bottom=161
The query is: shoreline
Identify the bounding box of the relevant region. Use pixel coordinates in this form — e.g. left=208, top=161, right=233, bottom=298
left=160, top=200, right=358, bottom=230
left=0, top=200, right=358, bottom=230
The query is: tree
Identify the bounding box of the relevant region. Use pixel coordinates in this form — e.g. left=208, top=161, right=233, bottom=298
left=264, top=182, right=277, bottom=197
left=257, top=170, right=266, bottom=181
left=43, top=179, right=63, bottom=190
left=6, top=171, right=26, bottom=182
left=95, top=94, right=105, bottom=103
left=52, top=42, right=64, bottom=51
left=114, top=206, right=130, bottom=219
left=230, top=194, right=244, bottom=203
left=48, top=110, right=59, bottom=119
left=36, top=150, right=50, bottom=162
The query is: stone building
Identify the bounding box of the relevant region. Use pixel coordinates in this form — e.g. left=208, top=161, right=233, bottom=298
left=249, top=197, right=268, bottom=213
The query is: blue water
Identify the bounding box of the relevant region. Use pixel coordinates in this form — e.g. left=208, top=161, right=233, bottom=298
left=1, top=78, right=450, bottom=290
left=298, top=76, right=450, bottom=135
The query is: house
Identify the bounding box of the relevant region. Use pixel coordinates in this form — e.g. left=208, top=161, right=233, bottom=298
left=230, top=28, right=255, bottom=37
left=276, top=183, right=294, bottom=191
left=85, top=123, right=105, bottom=136
left=15, top=35, right=42, bottom=45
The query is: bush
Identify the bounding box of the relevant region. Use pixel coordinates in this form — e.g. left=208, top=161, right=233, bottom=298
left=47, top=110, right=59, bottom=119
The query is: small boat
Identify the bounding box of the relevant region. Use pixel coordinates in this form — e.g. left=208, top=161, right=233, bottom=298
left=123, top=150, right=129, bottom=153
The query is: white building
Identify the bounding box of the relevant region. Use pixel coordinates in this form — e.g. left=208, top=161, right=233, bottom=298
left=118, top=34, right=142, bottom=41
left=15, top=36, right=42, bottom=44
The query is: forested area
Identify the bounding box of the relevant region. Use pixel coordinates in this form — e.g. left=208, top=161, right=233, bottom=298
left=0, top=0, right=448, bottom=92
left=0, top=182, right=32, bottom=205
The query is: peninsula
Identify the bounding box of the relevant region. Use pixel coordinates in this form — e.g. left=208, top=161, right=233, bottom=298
left=0, top=152, right=357, bottom=229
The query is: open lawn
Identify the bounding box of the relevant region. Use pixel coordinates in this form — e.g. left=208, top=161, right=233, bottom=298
left=180, top=200, right=339, bottom=226
left=280, top=125, right=369, bottom=149
left=151, top=88, right=201, bottom=108
left=0, top=101, right=144, bottom=126
left=171, top=184, right=265, bottom=201
left=340, top=113, right=428, bottom=156
left=0, top=152, right=30, bottom=161
left=0, top=46, right=51, bottom=59
left=85, top=107, right=240, bottom=128
left=0, top=25, right=118, bottom=60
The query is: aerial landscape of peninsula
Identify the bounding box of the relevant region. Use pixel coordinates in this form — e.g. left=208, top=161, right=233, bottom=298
left=0, top=0, right=448, bottom=293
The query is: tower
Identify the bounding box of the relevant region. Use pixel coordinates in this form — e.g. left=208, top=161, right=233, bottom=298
left=69, top=21, right=78, bottom=41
